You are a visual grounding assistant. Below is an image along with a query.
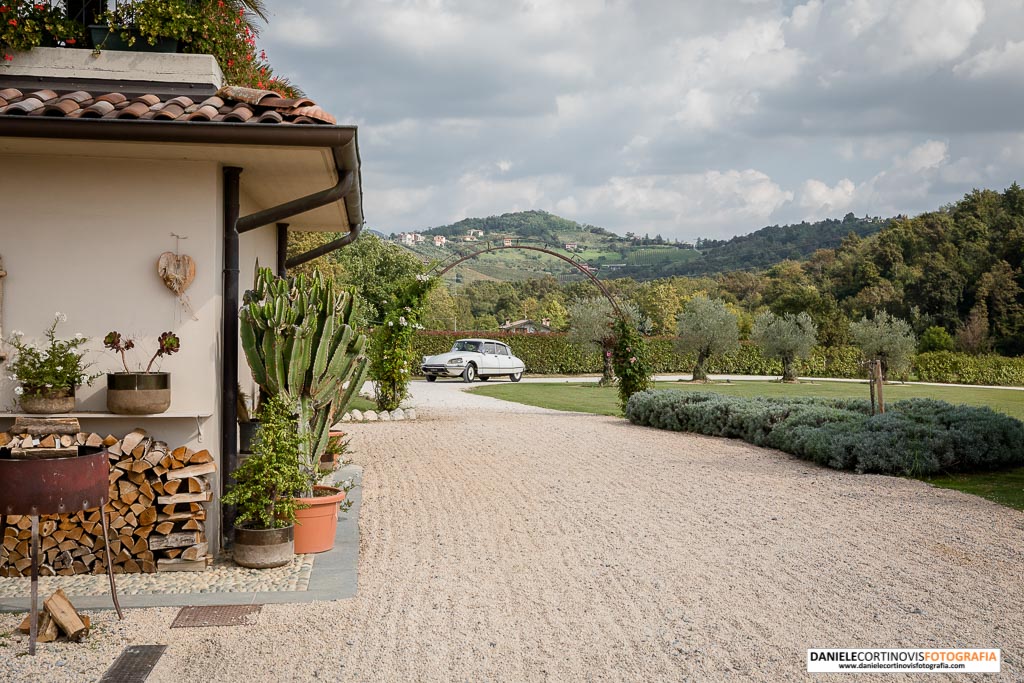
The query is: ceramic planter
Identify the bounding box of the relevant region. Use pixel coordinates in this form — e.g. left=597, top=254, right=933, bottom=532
left=106, top=372, right=171, bottom=414
left=19, top=387, right=75, bottom=414
left=293, top=485, right=346, bottom=554
left=232, top=524, right=294, bottom=569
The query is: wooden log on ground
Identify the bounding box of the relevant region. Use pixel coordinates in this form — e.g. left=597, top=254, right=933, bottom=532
left=43, top=588, right=87, bottom=641
left=157, top=558, right=209, bottom=571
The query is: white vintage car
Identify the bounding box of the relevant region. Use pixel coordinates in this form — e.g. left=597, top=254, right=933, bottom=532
left=421, top=338, right=525, bottom=383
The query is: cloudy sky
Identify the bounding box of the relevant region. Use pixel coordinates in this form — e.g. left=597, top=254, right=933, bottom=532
left=260, top=0, right=1024, bottom=240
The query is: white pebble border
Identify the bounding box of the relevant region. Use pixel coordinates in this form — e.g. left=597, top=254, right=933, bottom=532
left=0, top=554, right=315, bottom=598
left=341, top=407, right=416, bottom=423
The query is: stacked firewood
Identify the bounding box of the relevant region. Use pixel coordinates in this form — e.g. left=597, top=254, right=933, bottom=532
left=0, top=421, right=214, bottom=575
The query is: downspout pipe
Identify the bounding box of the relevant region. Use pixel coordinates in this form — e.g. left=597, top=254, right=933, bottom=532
left=286, top=222, right=363, bottom=269
left=236, top=170, right=354, bottom=234
left=221, top=166, right=242, bottom=547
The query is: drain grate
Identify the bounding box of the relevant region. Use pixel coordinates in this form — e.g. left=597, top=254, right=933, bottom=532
left=170, top=604, right=262, bottom=628
left=99, top=645, right=167, bottom=683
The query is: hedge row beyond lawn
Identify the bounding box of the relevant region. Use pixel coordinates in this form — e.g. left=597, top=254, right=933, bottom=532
left=624, top=390, right=1024, bottom=476
left=413, top=332, right=1024, bottom=386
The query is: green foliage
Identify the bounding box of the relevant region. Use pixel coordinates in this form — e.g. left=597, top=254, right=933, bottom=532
left=611, top=318, right=652, bottom=410
left=850, top=311, right=916, bottom=378
left=914, top=351, right=1024, bottom=386
left=626, top=391, right=1024, bottom=476
left=4, top=314, right=99, bottom=397
left=0, top=1, right=82, bottom=61
left=240, top=266, right=369, bottom=494
left=370, top=277, right=435, bottom=411
left=223, top=395, right=306, bottom=530
left=918, top=326, right=955, bottom=353
left=676, top=295, right=739, bottom=381
left=289, top=232, right=425, bottom=326
left=567, top=297, right=617, bottom=384
left=751, top=311, right=817, bottom=381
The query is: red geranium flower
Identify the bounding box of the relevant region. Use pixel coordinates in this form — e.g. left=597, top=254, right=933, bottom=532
left=7, top=18, right=16, bottom=25
left=3, top=54, right=13, bottom=62
left=65, top=38, right=76, bottom=45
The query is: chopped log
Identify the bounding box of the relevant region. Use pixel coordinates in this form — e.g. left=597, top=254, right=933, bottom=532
left=181, top=519, right=204, bottom=532
left=149, top=531, right=203, bottom=551
left=135, top=525, right=154, bottom=540
left=40, top=519, right=57, bottom=536
left=157, top=491, right=211, bottom=505
left=186, top=449, right=213, bottom=464
left=166, top=462, right=216, bottom=480
left=102, top=434, right=119, bottom=447
left=11, top=447, right=78, bottom=459
left=85, top=433, right=104, bottom=447
left=186, top=477, right=210, bottom=494
left=138, top=507, right=158, bottom=527
left=120, top=429, right=147, bottom=456
left=162, top=479, right=182, bottom=495
left=131, top=439, right=152, bottom=461
left=131, top=460, right=153, bottom=474
left=43, top=588, right=87, bottom=641
left=155, top=522, right=175, bottom=536
left=118, top=480, right=139, bottom=505
left=0, top=432, right=12, bottom=447
left=39, top=435, right=57, bottom=448
left=36, top=611, right=60, bottom=643
left=123, top=559, right=141, bottom=573
left=181, top=543, right=207, bottom=561
left=170, top=446, right=194, bottom=464
left=13, top=417, right=81, bottom=435
left=60, top=435, right=73, bottom=448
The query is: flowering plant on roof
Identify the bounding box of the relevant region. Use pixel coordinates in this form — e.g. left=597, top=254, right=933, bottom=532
left=0, top=0, right=82, bottom=62
left=3, top=313, right=100, bottom=398
left=96, top=0, right=301, bottom=97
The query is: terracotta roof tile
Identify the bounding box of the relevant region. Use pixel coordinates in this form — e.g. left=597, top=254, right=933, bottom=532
left=0, top=87, right=340, bottom=127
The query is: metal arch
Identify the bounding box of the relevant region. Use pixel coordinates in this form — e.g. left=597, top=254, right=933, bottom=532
left=430, top=241, right=624, bottom=317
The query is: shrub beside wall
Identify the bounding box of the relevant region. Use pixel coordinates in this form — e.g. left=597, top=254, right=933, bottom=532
left=625, top=390, right=1024, bottom=476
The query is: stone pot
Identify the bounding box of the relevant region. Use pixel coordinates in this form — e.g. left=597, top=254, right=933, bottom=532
left=19, top=387, right=75, bottom=414
left=293, top=485, right=346, bottom=554
left=88, top=25, right=179, bottom=53
left=106, top=372, right=171, bottom=415
left=232, top=524, right=294, bottom=569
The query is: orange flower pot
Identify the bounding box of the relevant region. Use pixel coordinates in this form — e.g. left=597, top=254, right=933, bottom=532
left=293, top=485, right=346, bottom=554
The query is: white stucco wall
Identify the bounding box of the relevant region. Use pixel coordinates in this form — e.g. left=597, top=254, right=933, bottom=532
left=0, top=152, right=278, bottom=551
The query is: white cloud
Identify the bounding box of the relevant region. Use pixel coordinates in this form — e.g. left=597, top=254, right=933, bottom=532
left=955, top=40, right=1024, bottom=78
left=799, top=178, right=856, bottom=219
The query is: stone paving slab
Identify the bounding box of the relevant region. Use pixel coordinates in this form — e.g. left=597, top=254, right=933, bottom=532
left=0, top=465, right=362, bottom=611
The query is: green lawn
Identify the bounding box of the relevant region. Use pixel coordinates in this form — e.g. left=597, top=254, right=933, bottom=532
left=470, top=380, right=1024, bottom=510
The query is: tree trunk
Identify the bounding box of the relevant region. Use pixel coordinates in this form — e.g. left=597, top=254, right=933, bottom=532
left=692, top=351, right=708, bottom=382
left=781, top=355, right=798, bottom=382
left=599, top=347, right=615, bottom=386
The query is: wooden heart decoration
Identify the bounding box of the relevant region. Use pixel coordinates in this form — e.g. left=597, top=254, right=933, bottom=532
left=157, top=251, right=196, bottom=296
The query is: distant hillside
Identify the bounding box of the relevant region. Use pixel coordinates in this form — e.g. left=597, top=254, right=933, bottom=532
left=419, top=210, right=617, bottom=243
left=676, top=214, right=889, bottom=276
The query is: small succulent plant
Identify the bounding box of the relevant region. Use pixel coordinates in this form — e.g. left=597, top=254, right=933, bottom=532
left=104, top=330, right=181, bottom=373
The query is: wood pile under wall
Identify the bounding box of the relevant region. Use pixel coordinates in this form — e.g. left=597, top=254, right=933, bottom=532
left=0, top=426, right=214, bottom=575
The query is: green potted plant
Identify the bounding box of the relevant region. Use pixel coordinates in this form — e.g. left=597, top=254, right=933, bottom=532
left=0, top=2, right=83, bottom=62
left=240, top=266, right=369, bottom=553
left=103, top=330, right=179, bottom=414
left=222, top=394, right=305, bottom=569
left=3, top=313, right=99, bottom=414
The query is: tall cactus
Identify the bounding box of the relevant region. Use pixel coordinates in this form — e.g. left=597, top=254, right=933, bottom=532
left=240, top=265, right=369, bottom=493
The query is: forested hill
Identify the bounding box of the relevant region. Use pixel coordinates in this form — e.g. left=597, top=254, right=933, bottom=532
left=678, top=214, right=889, bottom=275
left=420, top=210, right=617, bottom=243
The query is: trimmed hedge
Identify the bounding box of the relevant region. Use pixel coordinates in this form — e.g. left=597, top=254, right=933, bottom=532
left=914, top=352, right=1024, bottom=387
left=412, top=332, right=1024, bottom=386
left=625, top=390, right=1024, bottom=476
left=413, top=332, right=865, bottom=378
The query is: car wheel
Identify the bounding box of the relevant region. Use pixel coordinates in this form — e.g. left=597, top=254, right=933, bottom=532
left=479, top=375, right=490, bottom=381
left=425, top=375, right=436, bottom=382
left=462, top=364, right=476, bottom=382
left=509, top=371, right=522, bottom=382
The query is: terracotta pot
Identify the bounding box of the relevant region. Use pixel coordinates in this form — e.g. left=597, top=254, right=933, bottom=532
left=19, top=387, right=75, bottom=414
left=233, top=524, right=294, bottom=569
left=106, top=372, right=171, bottom=414
left=293, top=485, right=346, bottom=554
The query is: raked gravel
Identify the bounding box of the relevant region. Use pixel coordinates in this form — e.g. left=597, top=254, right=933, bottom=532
left=0, top=554, right=314, bottom=598
left=1, top=380, right=1022, bottom=682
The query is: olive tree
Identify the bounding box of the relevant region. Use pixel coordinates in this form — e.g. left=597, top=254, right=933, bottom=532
left=849, top=311, right=916, bottom=379
left=751, top=311, right=817, bottom=382
left=676, top=296, right=739, bottom=381
left=567, top=297, right=646, bottom=385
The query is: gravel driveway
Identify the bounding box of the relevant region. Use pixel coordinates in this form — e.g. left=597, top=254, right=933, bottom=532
left=2, top=380, right=1022, bottom=681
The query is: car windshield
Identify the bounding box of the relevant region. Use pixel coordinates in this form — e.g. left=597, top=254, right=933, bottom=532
left=452, top=341, right=481, bottom=353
